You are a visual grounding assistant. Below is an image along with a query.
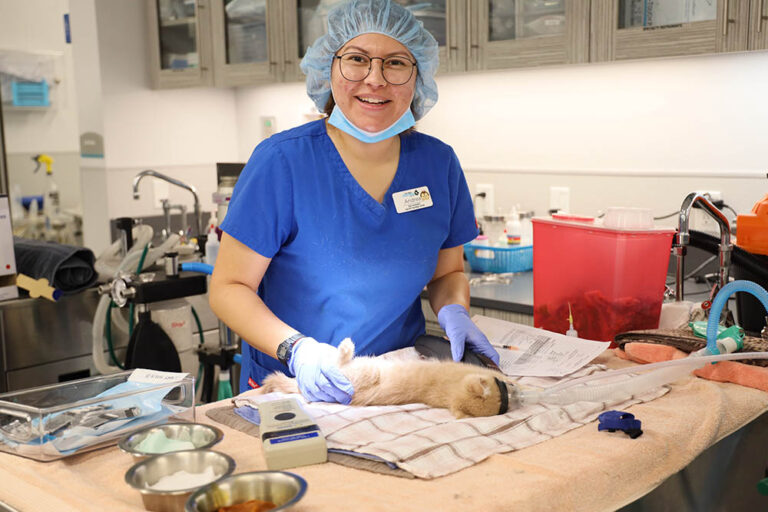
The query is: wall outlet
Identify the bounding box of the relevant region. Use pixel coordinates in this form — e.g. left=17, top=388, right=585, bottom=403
left=475, top=184, right=495, bottom=217
left=153, top=179, right=169, bottom=209
left=694, top=190, right=723, bottom=204
left=691, top=190, right=725, bottom=234
left=549, top=186, right=570, bottom=213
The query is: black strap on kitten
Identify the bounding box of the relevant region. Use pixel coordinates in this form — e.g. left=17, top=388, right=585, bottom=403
left=494, top=377, right=509, bottom=415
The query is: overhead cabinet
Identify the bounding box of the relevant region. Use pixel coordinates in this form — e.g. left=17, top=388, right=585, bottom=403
left=146, top=0, right=214, bottom=88
left=591, top=0, right=768, bottom=62
left=146, top=0, right=768, bottom=90
left=466, top=0, right=590, bottom=71
left=147, top=0, right=295, bottom=88
left=282, top=1, right=590, bottom=76
left=147, top=0, right=591, bottom=89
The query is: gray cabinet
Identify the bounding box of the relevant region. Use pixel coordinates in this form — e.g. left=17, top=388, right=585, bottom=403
left=591, top=0, right=768, bottom=62
left=209, top=0, right=283, bottom=86
left=147, top=0, right=292, bottom=88
left=147, top=0, right=768, bottom=90
left=282, top=0, right=454, bottom=79
left=146, top=0, right=214, bottom=88
left=748, top=0, right=768, bottom=49
left=470, top=0, right=590, bottom=71
left=283, top=1, right=589, bottom=78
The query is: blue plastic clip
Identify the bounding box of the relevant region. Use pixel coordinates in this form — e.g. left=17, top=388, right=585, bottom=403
left=597, top=410, right=643, bottom=439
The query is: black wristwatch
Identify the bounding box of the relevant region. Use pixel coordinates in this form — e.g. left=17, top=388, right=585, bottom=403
left=276, top=333, right=305, bottom=366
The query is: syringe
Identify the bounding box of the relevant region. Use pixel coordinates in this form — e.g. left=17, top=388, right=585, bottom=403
left=566, top=302, right=578, bottom=337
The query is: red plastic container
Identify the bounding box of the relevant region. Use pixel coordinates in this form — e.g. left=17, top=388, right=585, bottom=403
left=532, top=215, right=675, bottom=346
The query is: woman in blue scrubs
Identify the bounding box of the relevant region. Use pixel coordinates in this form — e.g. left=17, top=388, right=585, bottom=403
left=209, top=0, right=499, bottom=402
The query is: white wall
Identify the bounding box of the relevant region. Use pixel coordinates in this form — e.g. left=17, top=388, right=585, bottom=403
left=85, top=0, right=240, bottom=252
left=0, top=0, right=82, bottom=210
left=233, top=50, right=768, bottom=225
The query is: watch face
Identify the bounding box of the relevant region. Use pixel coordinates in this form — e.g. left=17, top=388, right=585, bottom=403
left=277, top=341, right=290, bottom=363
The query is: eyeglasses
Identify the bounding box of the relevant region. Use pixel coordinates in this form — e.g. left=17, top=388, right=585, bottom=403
left=333, top=52, right=417, bottom=85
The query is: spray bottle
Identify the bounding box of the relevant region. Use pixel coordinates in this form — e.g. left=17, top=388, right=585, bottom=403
left=505, top=206, right=522, bottom=245
left=204, top=213, right=220, bottom=266
left=34, top=154, right=59, bottom=218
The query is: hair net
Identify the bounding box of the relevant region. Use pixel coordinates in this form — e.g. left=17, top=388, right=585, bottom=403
left=300, top=0, right=439, bottom=121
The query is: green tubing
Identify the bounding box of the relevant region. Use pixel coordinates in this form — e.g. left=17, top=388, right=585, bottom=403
left=136, top=243, right=149, bottom=273
left=105, top=301, right=126, bottom=370
left=102, top=242, right=150, bottom=371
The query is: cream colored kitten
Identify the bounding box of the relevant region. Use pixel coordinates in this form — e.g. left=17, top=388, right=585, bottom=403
left=261, top=339, right=518, bottom=418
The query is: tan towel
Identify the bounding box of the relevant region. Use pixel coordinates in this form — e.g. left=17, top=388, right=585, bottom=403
left=231, top=364, right=667, bottom=479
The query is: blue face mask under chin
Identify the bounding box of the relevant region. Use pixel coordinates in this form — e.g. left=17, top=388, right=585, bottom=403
left=328, top=104, right=415, bottom=143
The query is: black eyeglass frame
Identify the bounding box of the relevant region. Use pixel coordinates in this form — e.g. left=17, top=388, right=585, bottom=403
left=333, top=52, right=418, bottom=85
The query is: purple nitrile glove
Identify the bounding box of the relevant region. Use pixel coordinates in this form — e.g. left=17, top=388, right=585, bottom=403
left=437, top=304, right=500, bottom=365
left=287, top=337, right=354, bottom=404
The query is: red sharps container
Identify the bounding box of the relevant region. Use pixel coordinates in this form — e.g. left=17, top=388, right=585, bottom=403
left=532, top=210, right=675, bottom=346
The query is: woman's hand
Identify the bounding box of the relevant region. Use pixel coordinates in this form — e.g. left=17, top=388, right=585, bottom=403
left=438, top=304, right=500, bottom=365
left=288, top=338, right=355, bottom=404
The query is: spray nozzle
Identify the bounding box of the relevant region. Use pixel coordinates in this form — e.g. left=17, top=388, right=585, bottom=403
left=32, top=154, right=54, bottom=175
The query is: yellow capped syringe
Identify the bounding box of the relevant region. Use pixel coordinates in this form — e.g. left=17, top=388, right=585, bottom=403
left=566, top=302, right=578, bottom=337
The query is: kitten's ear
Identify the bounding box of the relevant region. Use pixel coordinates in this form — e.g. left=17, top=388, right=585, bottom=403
left=463, top=375, right=492, bottom=399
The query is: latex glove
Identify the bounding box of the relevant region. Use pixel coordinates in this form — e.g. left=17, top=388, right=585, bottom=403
left=438, top=304, right=500, bottom=365
left=287, top=337, right=354, bottom=404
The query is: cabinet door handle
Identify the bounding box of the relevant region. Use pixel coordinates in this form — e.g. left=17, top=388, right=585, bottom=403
left=722, top=0, right=736, bottom=36
left=759, top=0, right=766, bottom=33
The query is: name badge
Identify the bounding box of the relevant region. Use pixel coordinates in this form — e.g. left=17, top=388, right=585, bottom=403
left=392, top=186, right=433, bottom=214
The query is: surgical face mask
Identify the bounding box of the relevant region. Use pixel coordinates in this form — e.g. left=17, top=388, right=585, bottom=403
left=328, top=104, right=415, bottom=143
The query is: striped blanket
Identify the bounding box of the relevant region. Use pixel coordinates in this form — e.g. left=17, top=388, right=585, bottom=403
left=234, top=364, right=667, bottom=479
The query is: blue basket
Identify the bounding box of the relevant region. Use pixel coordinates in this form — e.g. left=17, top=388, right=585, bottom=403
left=464, top=243, right=533, bottom=273
left=11, top=80, right=50, bottom=107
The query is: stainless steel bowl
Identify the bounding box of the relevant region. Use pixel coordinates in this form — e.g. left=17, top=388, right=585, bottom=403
left=119, top=422, right=223, bottom=461
left=125, top=449, right=236, bottom=512
left=185, top=471, right=307, bottom=512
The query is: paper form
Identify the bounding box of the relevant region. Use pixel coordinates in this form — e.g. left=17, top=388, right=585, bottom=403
left=473, top=315, right=609, bottom=377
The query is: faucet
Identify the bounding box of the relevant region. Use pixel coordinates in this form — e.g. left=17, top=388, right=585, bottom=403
left=132, top=170, right=202, bottom=241
left=161, top=199, right=188, bottom=242
left=673, top=192, right=732, bottom=310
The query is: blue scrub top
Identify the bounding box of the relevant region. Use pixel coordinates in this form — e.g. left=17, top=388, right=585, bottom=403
left=220, top=119, right=478, bottom=392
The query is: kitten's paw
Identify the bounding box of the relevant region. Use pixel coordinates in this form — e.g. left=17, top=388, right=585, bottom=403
left=449, top=374, right=502, bottom=418
left=464, top=374, right=493, bottom=399
left=337, top=338, right=355, bottom=366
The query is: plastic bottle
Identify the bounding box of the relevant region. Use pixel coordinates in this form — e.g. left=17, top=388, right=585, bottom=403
left=506, top=207, right=521, bottom=245
left=204, top=214, right=220, bottom=266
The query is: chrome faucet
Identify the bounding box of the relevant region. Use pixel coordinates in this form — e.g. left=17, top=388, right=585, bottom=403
left=673, top=192, right=732, bottom=308
left=132, top=170, right=202, bottom=241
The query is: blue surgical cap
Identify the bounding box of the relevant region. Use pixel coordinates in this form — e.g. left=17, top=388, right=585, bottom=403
left=300, top=0, right=439, bottom=121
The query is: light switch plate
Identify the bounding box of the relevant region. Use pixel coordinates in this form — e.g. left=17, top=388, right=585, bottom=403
left=261, top=116, right=277, bottom=139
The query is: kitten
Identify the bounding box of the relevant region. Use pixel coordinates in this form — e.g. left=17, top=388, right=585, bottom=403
left=260, top=339, right=518, bottom=418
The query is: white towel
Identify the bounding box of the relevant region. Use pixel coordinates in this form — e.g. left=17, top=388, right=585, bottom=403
left=235, top=364, right=668, bottom=479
